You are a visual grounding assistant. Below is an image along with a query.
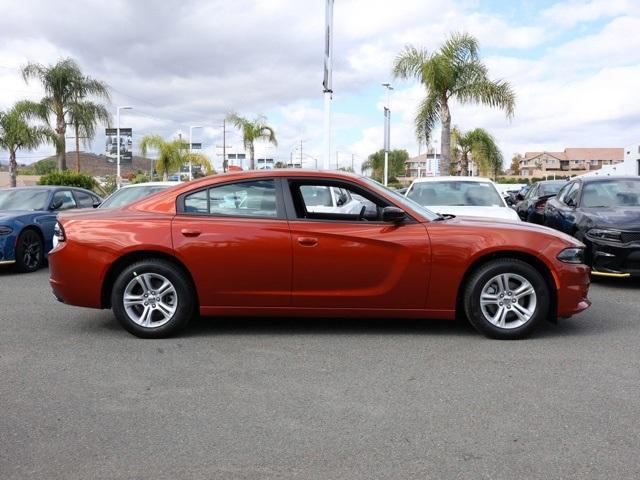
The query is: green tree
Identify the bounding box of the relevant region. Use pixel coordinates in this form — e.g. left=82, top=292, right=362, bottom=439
left=227, top=113, right=277, bottom=170
left=510, top=153, right=522, bottom=175
left=274, top=161, right=286, bottom=169
left=34, top=159, right=57, bottom=175
left=22, top=58, right=110, bottom=172
left=392, top=32, right=515, bottom=175
left=0, top=101, right=58, bottom=188
left=68, top=100, right=111, bottom=173
left=361, top=149, right=409, bottom=182
left=451, top=126, right=503, bottom=179
left=139, top=135, right=212, bottom=181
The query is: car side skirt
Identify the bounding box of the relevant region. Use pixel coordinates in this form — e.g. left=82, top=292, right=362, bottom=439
left=199, top=306, right=456, bottom=320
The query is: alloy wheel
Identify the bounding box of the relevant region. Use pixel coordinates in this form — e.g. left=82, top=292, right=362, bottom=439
left=479, top=273, right=537, bottom=330
left=122, top=273, right=178, bottom=328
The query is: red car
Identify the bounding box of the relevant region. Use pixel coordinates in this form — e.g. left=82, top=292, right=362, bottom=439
left=49, top=170, right=591, bottom=339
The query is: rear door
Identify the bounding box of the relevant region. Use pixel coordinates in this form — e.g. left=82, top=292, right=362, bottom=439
left=284, top=178, right=430, bottom=309
left=172, top=178, right=292, bottom=307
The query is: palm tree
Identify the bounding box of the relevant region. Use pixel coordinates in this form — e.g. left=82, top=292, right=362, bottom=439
left=361, top=149, right=409, bottom=182
left=0, top=101, right=58, bottom=188
left=139, top=135, right=212, bottom=181
left=227, top=113, right=277, bottom=170
left=68, top=100, right=111, bottom=172
left=451, top=126, right=503, bottom=179
left=22, top=58, right=110, bottom=171
left=393, top=32, right=515, bottom=175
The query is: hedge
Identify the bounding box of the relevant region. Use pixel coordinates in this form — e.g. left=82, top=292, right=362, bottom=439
left=38, top=171, right=96, bottom=191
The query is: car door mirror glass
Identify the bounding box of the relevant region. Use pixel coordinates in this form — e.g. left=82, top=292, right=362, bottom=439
left=50, top=199, right=63, bottom=210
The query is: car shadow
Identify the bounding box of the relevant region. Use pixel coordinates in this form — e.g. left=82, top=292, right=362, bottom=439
left=590, top=276, right=640, bottom=289
left=182, top=315, right=478, bottom=338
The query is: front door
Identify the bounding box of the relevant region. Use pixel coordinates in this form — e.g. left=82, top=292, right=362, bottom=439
left=285, top=179, right=430, bottom=309
left=172, top=178, right=291, bottom=308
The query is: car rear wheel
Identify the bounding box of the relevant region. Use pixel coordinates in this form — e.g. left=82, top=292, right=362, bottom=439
left=111, top=259, right=195, bottom=338
left=463, top=258, right=550, bottom=339
left=15, top=229, right=43, bottom=273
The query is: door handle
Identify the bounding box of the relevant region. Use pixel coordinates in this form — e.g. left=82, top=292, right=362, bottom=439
left=297, top=236, right=318, bottom=247
left=181, top=228, right=201, bottom=237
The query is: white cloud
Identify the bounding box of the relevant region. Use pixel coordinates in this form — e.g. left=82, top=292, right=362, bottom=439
left=542, top=0, right=640, bottom=27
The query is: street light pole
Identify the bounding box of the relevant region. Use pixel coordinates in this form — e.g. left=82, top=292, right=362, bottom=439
left=189, top=125, right=203, bottom=181
left=116, top=106, right=132, bottom=190
left=382, top=83, right=393, bottom=186
left=322, top=0, right=334, bottom=170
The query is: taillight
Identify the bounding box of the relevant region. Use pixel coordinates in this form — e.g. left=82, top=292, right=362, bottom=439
left=54, top=222, right=66, bottom=243
left=535, top=199, right=547, bottom=212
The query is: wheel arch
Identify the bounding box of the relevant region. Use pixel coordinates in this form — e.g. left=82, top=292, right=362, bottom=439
left=455, top=250, right=558, bottom=323
left=100, top=250, right=198, bottom=309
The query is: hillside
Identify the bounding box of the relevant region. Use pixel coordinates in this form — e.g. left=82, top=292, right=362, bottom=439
left=36, top=152, right=154, bottom=177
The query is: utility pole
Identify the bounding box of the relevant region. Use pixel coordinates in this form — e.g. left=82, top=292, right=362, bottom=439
left=222, top=119, right=227, bottom=172
left=116, top=105, right=132, bottom=189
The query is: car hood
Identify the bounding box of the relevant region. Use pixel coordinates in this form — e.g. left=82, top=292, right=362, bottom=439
left=442, top=215, right=583, bottom=247
left=581, top=207, right=640, bottom=230
left=426, top=205, right=519, bottom=221
left=0, top=210, right=45, bottom=223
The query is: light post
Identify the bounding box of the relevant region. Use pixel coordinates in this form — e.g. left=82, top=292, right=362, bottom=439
left=116, top=106, right=132, bottom=189
left=382, top=83, right=393, bottom=186
left=189, top=125, right=203, bottom=180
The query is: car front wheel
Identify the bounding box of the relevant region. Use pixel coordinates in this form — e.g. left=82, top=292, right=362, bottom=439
left=463, top=258, right=550, bottom=339
left=111, top=259, right=195, bottom=338
left=15, top=229, right=43, bottom=273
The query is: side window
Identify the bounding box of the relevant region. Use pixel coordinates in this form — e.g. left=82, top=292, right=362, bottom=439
left=556, top=183, right=571, bottom=203
left=51, top=190, right=77, bottom=210
left=183, top=180, right=278, bottom=218
left=74, top=190, right=96, bottom=208
left=293, top=182, right=381, bottom=221
left=525, top=184, right=537, bottom=199
left=564, top=183, right=580, bottom=207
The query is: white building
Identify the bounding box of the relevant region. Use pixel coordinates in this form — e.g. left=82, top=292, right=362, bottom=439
left=581, top=143, right=640, bottom=177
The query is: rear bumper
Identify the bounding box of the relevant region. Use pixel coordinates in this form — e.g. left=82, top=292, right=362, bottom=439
left=48, top=241, right=108, bottom=309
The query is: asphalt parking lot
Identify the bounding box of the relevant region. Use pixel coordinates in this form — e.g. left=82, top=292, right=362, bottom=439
left=1, top=267, right=639, bottom=479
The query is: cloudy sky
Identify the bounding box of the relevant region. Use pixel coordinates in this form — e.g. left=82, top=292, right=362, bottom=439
left=1, top=0, right=639, bottom=172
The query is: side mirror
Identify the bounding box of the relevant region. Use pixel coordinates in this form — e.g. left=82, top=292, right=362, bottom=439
left=92, top=201, right=101, bottom=208
left=516, top=193, right=524, bottom=201
left=49, top=199, right=63, bottom=210
left=382, top=206, right=405, bottom=223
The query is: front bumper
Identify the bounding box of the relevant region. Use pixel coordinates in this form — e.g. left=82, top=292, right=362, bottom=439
left=0, top=233, right=16, bottom=263
left=587, top=237, right=640, bottom=277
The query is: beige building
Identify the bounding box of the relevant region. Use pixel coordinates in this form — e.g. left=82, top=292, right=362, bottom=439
left=519, top=148, right=623, bottom=177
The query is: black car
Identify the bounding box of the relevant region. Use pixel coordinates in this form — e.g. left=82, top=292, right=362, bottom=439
left=544, top=176, right=640, bottom=277
left=515, top=180, right=566, bottom=223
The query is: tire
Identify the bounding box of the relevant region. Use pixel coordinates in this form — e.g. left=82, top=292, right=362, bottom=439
left=15, top=229, right=44, bottom=273
left=111, top=259, right=195, bottom=338
left=463, top=258, right=550, bottom=340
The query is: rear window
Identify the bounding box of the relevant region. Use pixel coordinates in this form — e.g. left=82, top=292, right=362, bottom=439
left=539, top=183, right=564, bottom=196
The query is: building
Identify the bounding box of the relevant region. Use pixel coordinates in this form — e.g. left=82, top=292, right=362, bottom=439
left=581, top=143, right=640, bottom=177
left=405, top=151, right=442, bottom=178
left=519, top=148, right=623, bottom=177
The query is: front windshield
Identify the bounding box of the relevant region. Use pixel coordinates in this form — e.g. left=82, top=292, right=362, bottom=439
left=582, top=179, right=640, bottom=208
left=0, top=189, right=49, bottom=211
left=406, top=181, right=504, bottom=207
left=99, top=185, right=170, bottom=208
left=361, top=177, right=440, bottom=220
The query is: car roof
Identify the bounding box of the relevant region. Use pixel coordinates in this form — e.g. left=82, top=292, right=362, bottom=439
left=535, top=180, right=567, bottom=184
left=580, top=175, right=640, bottom=183
left=411, top=176, right=495, bottom=184
left=119, top=181, right=181, bottom=189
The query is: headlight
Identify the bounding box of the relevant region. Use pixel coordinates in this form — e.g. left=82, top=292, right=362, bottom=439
left=588, top=228, right=622, bottom=242
left=557, top=247, right=585, bottom=264
left=53, top=222, right=66, bottom=243
left=0, top=226, right=12, bottom=236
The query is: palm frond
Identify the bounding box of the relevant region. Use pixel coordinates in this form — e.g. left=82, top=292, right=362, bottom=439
left=392, top=45, right=430, bottom=81
left=414, top=93, right=440, bottom=145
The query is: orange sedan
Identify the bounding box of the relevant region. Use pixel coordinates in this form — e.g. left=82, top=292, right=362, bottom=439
left=49, top=170, right=591, bottom=339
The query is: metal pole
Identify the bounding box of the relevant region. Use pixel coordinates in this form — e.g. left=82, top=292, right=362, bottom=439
left=222, top=119, right=227, bottom=173
left=382, top=83, right=393, bottom=186
left=115, top=106, right=132, bottom=189
left=322, top=0, right=334, bottom=170
left=189, top=126, right=193, bottom=181
left=116, top=108, right=120, bottom=189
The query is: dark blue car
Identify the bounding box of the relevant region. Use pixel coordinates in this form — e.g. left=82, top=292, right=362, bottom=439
left=0, top=186, right=102, bottom=272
